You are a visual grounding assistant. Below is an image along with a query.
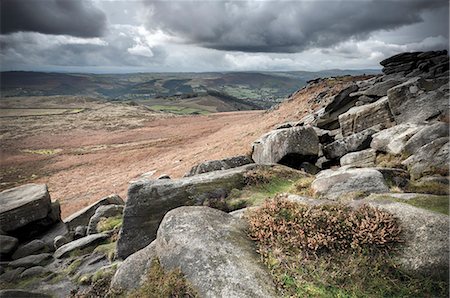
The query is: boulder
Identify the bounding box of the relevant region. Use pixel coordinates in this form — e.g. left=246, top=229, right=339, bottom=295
left=8, top=253, right=53, bottom=269
left=362, top=78, right=403, bottom=97
left=0, top=290, right=52, bottom=298
left=87, top=205, right=124, bottom=235
left=340, top=149, right=376, bottom=167
left=387, top=77, right=448, bottom=124
left=12, top=240, right=47, bottom=260
left=316, top=84, right=359, bottom=129
left=0, top=268, right=25, bottom=283
left=74, top=226, right=87, bottom=239
left=339, top=97, right=396, bottom=137
left=252, top=126, right=319, bottom=166
left=0, top=184, right=57, bottom=236
left=402, top=137, right=449, bottom=180
left=19, top=266, right=51, bottom=279
left=323, top=127, right=380, bottom=160
left=110, top=241, right=157, bottom=293
left=311, top=167, right=389, bottom=200
left=35, top=221, right=69, bottom=249
left=117, top=164, right=258, bottom=259
left=156, top=207, right=277, bottom=298
left=53, top=235, right=69, bottom=250
left=370, top=123, right=424, bottom=155
left=185, top=155, right=254, bottom=177
left=403, top=122, right=449, bottom=155
left=54, top=233, right=109, bottom=259
left=64, top=194, right=124, bottom=231
left=0, top=235, right=18, bottom=256
left=366, top=200, right=449, bottom=279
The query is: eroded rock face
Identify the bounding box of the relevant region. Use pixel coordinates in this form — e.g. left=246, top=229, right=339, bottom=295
left=311, top=167, right=389, bottom=200
left=64, top=195, right=124, bottom=231
left=185, top=155, right=254, bottom=177
left=339, top=97, right=396, bottom=137
left=340, top=149, right=376, bottom=167
left=156, top=207, right=277, bottom=298
left=362, top=78, right=403, bottom=97
left=367, top=200, right=449, bottom=280
left=0, top=235, right=18, bottom=256
left=252, top=126, right=319, bottom=166
left=12, top=240, right=48, bottom=260
left=403, top=122, right=449, bottom=156
left=402, top=137, right=449, bottom=180
left=117, top=164, right=258, bottom=259
left=0, top=184, right=55, bottom=236
left=387, top=77, right=449, bottom=124
left=370, top=123, right=424, bottom=155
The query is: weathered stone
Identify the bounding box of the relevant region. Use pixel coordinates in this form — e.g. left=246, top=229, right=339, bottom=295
left=0, top=184, right=53, bottom=233
left=340, top=149, right=376, bottom=167
left=339, top=97, right=396, bottom=137
left=0, top=235, right=18, bottom=256
left=366, top=200, right=449, bottom=279
left=363, top=78, right=403, bottom=97
left=0, top=268, right=25, bottom=283
left=87, top=205, right=124, bottom=235
left=156, top=207, right=277, bottom=298
left=0, top=290, right=52, bottom=298
left=74, top=226, right=87, bottom=239
left=8, top=253, right=53, bottom=269
left=311, top=167, right=389, bottom=200
left=252, top=126, right=319, bottom=166
left=54, top=233, right=109, bottom=259
left=312, top=127, right=335, bottom=145
left=299, top=162, right=321, bottom=175
left=12, top=240, right=47, bottom=260
left=387, top=77, right=448, bottom=124
left=185, top=155, right=254, bottom=177
left=370, top=123, right=424, bottom=155
left=323, top=127, right=380, bottom=160
left=316, top=85, right=359, bottom=129
left=64, top=195, right=124, bottom=231
left=403, top=122, right=449, bottom=155
left=402, top=137, right=449, bottom=180
left=36, top=221, right=69, bottom=249
left=19, top=266, right=51, bottom=279
left=110, top=241, right=157, bottom=293
left=375, top=167, right=410, bottom=189
left=117, top=164, right=258, bottom=259
left=157, top=174, right=170, bottom=180
left=53, top=235, right=69, bottom=250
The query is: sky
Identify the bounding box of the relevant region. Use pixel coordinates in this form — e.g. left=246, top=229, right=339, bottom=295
left=0, top=0, right=448, bottom=73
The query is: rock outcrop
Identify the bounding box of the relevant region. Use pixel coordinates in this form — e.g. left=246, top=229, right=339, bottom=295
left=185, top=155, right=254, bottom=177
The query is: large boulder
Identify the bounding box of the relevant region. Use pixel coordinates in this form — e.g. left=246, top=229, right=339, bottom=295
left=366, top=200, right=449, bottom=280
left=370, top=123, right=424, bottom=155
left=252, top=126, right=319, bottom=166
left=12, top=240, right=48, bottom=260
left=64, top=194, right=124, bottom=231
left=403, top=122, right=449, bottom=156
left=156, top=207, right=277, bottom=298
left=311, top=167, right=389, bottom=200
left=340, top=149, right=376, bottom=167
left=339, top=97, right=396, bottom=137
left=8, top=253, right=53, bottom=269
left=185, top=155, right=254, bottom=177
left=0, top=184, right=59, bottom=239
left=323, top=127, right=380, bottom=160
left=362, top=78, right=403, bottom=97
left=387, top=77, right=449, bottom=124
left=54, top=233, right=109, bottom=258
left=117, top=164, right=257, bottom=259
left=87, top=205, right=124, bottom=235
left=315, top=84, right=359, bottom=129
left=402, top=137, right=449, bottom=180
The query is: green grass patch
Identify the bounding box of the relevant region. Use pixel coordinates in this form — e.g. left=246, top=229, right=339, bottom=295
left=97, top=216, right=123, bottom=233
left=375, top=195, right=449, bottom=215
left=148, top=105, right=209, bottom=115
left=246, top=197, right=448, bottom=297
left=129, top=258, right=198, bottom=298
left=406, top=180, right=449, bottom=195
left=22, top=148, right=62, bottom=155
left=93, top=241, right=117, bottom=261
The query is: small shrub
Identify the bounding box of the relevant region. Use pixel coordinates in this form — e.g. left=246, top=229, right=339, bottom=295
left=129, top=258, right=198, bottom=298
left=290, top=177, right=315, bottom=196
left=375, top=153, right=407, bottom=169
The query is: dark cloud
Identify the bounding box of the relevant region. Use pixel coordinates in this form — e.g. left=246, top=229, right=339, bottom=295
left=0, top=0, right=107, bottom=37
left=143, top=0, right=448, bottom=53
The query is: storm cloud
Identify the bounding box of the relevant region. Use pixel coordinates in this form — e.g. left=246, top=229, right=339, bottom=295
left=0, top=0, right=107, bottom=37
left=143, top=0, right=448, bottom=53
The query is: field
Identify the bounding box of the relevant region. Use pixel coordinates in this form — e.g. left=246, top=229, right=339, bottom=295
left=0, top=108, right=84, bottom=117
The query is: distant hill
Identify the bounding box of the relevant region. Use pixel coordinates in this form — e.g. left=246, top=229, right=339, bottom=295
left=0, top=70, right=380, bottom=109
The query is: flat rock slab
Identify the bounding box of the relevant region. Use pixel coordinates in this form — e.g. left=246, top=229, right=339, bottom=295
left=340, top=149, right=376, bottom=167
left=8, top=253, right=53, bottom=269
left=0, top=184, right=51, bottom=233
left=311, top=167, right=389, bottom=200
left=54, top=233, right=109, bottom=258
left=12, top=240, right=47, bottom=260
left=371, top=123, right=424, bottom=155
left=156, top=207, right=278, bottom=298
left=64, top=194, right=124, bottom=231
left=117, top=164, right=258, bottom=259
left=185, top=155, right=254, bottom=177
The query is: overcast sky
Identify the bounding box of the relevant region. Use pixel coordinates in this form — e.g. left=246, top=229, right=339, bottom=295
left=0, top=0, right=448, bottom=73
